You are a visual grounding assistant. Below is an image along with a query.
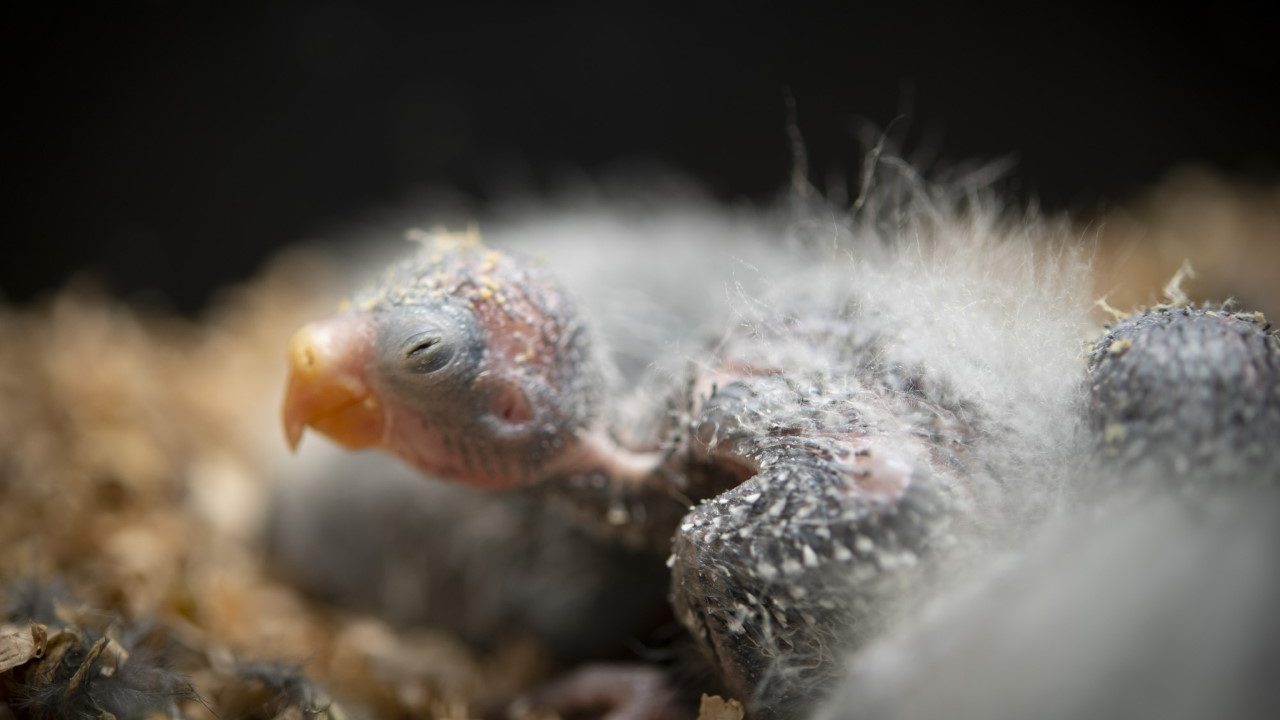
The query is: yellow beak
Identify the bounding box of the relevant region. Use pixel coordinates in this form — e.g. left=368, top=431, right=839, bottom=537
left=282, top=316, right=385, bottom=451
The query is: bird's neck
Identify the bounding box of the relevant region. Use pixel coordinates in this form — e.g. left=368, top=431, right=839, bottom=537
left=545, top=430, right=662, bottom=483
left=536, top=430, right=693, bottom=552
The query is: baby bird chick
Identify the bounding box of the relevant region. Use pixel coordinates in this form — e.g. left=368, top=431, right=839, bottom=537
left=282, top=194, right=1096, bottom=719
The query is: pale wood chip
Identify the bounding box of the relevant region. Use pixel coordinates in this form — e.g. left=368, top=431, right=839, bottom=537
left=697, top=694, right=745, bottom=720
left=0, top=624, right=43, bottom=673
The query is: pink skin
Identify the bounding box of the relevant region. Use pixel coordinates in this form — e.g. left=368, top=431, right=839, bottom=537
left=284, top=312, right=529, bottom=487
left=286, top=238, right=675, bottom=493
left=285, top=311, right=661, bottom=490
left=691, top=361, right=913, bottom=505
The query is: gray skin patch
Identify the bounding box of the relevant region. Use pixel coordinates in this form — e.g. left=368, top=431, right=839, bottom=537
left=666, top=363, right=955, bottom=720
left=372, top=303, right=491, bottom=436
left=1086, top=305, right=1280, bottom=487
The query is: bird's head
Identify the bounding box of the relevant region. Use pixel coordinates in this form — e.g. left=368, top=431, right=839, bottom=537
left=281, top=230, right=604, bottom=488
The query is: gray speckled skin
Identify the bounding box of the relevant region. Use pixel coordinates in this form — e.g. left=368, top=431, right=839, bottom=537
left=658, top=318, right=974, bottom=719
left=1086, top=305, right=1280, bottom=486
left=671, top=394, right=948, bottom=717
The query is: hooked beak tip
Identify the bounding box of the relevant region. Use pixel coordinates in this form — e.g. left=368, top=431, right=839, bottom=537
left=284, top=416, right=304, bottom=452
left=281, top=317, right=385, bottom=452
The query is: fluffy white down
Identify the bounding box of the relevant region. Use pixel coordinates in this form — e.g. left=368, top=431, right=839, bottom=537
left=488, top=177, right=1096, bottom=527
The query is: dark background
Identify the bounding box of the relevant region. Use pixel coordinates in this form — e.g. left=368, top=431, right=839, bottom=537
left=4, top=1, right=1278, bottom=313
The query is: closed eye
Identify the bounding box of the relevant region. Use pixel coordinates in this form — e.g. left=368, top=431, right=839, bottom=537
left=404, top=334, right=455, bottom=374
left=406, top=337, right=440, bottom=358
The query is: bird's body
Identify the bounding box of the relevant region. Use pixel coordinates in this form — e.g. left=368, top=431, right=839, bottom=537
left=277, top=182, right=1280, bottom=719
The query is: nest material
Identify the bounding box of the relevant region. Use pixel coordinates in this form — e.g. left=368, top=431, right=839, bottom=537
left=0, top=259, right=547, bottom=719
